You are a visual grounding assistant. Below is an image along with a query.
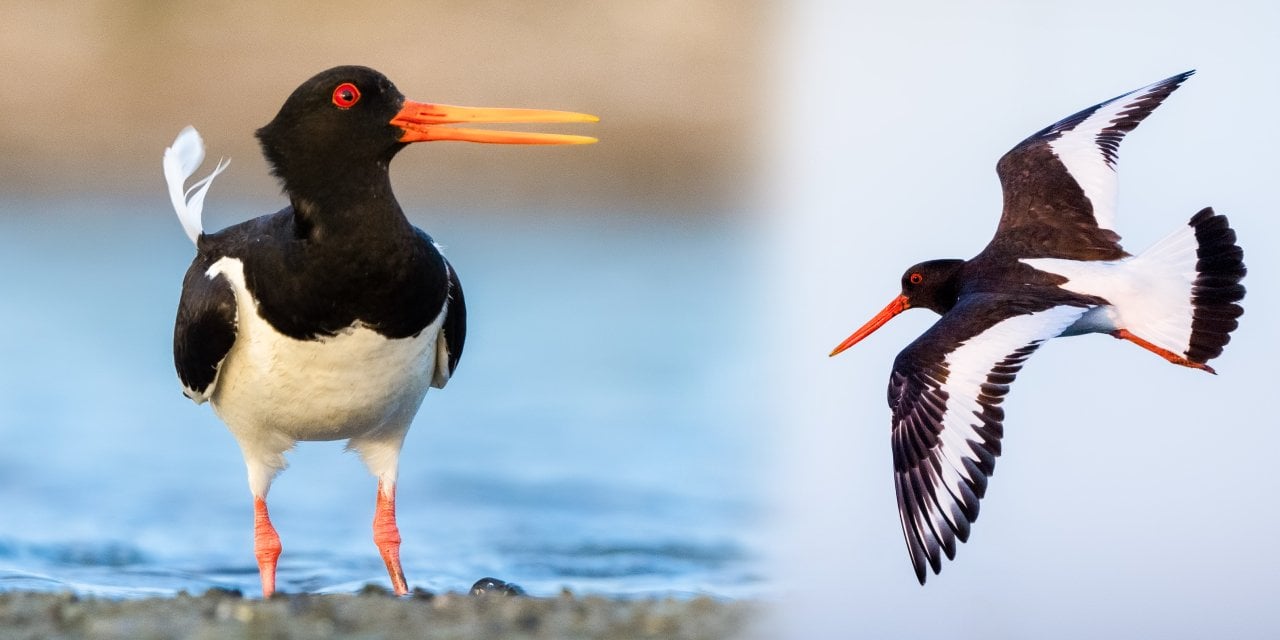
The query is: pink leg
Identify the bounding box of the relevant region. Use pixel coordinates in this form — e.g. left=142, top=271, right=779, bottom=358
left=254, top=497, right=282, bottom=597
left=1111, top=329, right=1216, bottom=374
left=374, top=482, right=408, bottom=595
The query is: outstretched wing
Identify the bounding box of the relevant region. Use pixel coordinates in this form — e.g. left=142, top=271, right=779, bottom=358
left=989, top=71, right=1193, bottom=261
left=174, top=255, right=237, bottom=403
left=431, top=257, right=466, bottom=389
left=889, top=297, right=1088, bottom=584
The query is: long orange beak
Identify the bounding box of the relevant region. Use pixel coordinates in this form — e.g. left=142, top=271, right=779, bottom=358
left=829, top=294, right=911, bottom=357
left=391, top=100, right=598, bottom=145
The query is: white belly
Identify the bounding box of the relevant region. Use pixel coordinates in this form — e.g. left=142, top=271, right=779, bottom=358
left=207, top=257, right=440, bottom=443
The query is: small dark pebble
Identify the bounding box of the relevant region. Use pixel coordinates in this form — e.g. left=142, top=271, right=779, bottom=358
left=470, top=577, right=527, bottom=596
left=411, top=586, right=435, bottom=600
left=203, top=586, right=243, bottom=599
left=358, top=583, right=393, bottom=596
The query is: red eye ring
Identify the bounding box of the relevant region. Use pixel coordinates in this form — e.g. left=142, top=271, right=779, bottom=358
left=332, top=82, right=361, bottom=108
left=909, top=273, right=923, bottom=285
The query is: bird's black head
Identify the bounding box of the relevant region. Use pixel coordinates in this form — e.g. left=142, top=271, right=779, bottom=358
left=255, top=65, right=598, bottom=206
left=898, top=258, right=965, bottom=314
left=829, top=258, right=966, bottom=357
left=255, top=66, right=407, bottom=201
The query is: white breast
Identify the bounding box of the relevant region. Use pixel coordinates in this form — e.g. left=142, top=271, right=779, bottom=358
left=206, top=257, right=442, bottom=444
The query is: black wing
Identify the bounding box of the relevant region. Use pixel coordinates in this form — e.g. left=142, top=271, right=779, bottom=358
left=889, top=297, right=1088, bottom=583
left=431, top=256, right=466, bottom=388
left=987, top=71, right=1192, bottom=261
left=174, top=254, right=237, bottom=403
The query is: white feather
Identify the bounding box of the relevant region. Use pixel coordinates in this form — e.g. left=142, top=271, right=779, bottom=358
left=163, top=126, right=229, bottom=244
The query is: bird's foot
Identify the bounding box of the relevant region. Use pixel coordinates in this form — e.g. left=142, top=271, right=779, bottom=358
left=1110, top=329, right=1217, bottom=374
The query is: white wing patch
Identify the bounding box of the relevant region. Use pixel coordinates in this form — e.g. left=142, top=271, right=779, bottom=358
left=1045, top=74, right=1190, bottom=233
left=941, top=307, right=1086, bottom=425
left=163, top=126, right=230, bottom=244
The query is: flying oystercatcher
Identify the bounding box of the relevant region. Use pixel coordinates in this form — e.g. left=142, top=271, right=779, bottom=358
left=828, top=71, right=1245, bottom=584
left=163, top=66, right=596, bottom=597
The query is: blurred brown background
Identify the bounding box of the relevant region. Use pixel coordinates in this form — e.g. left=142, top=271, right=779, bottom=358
left=0, top=1, right=765, bottom=213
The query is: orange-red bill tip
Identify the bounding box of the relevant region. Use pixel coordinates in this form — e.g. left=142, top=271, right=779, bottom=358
left=391, top=100, right=598, bottom=145
left=829, top=295, right=911, bottom=357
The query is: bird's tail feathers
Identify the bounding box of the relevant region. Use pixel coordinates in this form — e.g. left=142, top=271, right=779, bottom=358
left=1124, top=207, right=1245, bottom=364
left=163, top=126, right=229, bottom=245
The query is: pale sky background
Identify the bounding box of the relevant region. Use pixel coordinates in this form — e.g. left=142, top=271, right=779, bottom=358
left=770, top=1, right=1278, bottom=638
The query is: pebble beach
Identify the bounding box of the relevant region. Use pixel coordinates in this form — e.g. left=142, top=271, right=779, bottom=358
left=0, top=588, right=757, bottom=640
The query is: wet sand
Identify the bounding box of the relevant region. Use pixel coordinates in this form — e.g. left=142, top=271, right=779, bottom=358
left=0, top=588, right=757, bottom=640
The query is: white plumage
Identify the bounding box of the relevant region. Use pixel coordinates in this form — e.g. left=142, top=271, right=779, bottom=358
left=163, top=126, right=229, bottom=244
left=203, top=255, right=443, bottom=498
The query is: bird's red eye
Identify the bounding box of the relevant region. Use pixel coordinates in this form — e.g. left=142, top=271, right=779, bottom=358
left=909, top=273, right=923, bottom=284
left=332, top=82, right=361, bottom=108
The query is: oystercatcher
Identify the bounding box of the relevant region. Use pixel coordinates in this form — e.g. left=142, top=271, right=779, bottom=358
left=829, top=71, right=1245, bottom=584
left=163, top=66, right=596, bottom=597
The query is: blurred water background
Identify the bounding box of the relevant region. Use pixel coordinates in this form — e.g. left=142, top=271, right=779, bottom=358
left=0, top=202, right=767, bottom=597
left=0, top=2, right=770, bottom=598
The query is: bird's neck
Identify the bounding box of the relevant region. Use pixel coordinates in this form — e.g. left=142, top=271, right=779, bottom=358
left=924, top=260, right=968, bottom=314
left=285, top=164, right=413, bottom=240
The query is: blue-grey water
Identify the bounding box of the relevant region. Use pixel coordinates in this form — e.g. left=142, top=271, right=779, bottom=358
left=0, top=198, right=767, bottom=598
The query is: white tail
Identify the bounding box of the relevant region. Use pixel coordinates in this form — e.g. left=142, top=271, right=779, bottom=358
left=1113, top=221, right=1201, bottom=355
left=163, top=126, right=230, bottom=244
left=1114, top=208, right=1245, bottom=362
left=1022, top=208, right=1244, bottom=365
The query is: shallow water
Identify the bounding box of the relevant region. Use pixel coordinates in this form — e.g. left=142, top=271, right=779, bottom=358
left=0, top=199, right=767, bottom=598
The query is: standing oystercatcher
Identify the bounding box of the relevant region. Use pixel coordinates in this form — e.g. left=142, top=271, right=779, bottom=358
left=163, top=66, right=596, bottom=597
left=828, top=71, right=1245, bottom=584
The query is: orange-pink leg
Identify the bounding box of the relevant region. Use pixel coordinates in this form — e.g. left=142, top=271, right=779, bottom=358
left=1111, top=329, right=1216, bottom=374
left=253, top=497, right=282, bottom=597
left=374, top=482, right=408, bottom=595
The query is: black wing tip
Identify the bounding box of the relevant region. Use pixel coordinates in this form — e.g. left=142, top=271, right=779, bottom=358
left=1161, top=69, right=1196, bottom=87
left=1137, top=70, right=1195, bottom=103
left=1007, top=69, right=1196, bottom=154
left=1145, top=69, right=1196, bottom=102
left=911, top=552, right=943, bottom=586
